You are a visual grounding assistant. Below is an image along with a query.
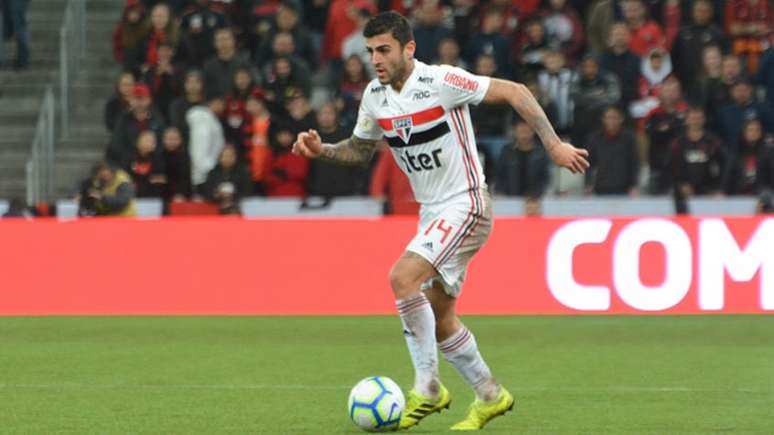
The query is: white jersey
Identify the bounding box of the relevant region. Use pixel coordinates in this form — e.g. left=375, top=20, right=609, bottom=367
left=353, top=60, right=490, bottom=204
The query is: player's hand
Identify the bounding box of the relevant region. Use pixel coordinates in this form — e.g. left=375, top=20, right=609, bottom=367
left=292, top=129, right=323, bottom=159
left=548, top=141, right=590, bottom=174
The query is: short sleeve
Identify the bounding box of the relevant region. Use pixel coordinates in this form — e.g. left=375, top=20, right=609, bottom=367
left=437, top=65, right=491, bottom=110
left=352, top=102, right=383, bottom=140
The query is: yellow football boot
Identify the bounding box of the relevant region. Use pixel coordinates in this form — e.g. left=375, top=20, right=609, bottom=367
left=398, top=384, right=451, bottom=430
left=450, top=386, right=514, bottom=430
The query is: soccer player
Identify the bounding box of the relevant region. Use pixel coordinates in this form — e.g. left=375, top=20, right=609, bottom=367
left=293, top=12, right=589, bottom=430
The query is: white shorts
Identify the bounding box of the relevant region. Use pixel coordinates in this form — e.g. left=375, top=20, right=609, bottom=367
left=406, top=189, right=493, bottom=297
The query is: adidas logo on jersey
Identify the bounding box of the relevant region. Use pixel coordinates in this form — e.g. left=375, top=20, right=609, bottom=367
left=422, top=242, right=434, bottom=252
left=381, top=98, right=388, bottom=107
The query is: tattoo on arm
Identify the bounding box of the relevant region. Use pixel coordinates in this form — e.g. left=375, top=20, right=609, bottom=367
left=513, top=85, right=561, bottom=151
left=320, top=135, right=379, bottom=166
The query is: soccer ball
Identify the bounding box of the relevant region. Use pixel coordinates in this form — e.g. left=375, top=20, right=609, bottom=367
left=347, top=376, right=405, bottom=432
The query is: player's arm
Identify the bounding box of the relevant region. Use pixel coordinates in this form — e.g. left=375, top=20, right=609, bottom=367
left=483, top=78, right=589, bottom=174
left=292, top=130, right=379, bottom=166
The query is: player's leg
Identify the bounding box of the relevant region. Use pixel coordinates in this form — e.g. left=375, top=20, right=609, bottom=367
left=424, top=282, right=500, bottom=402
left=390, top=251, right=442, bottom=397
left=425, top=280, right=514, bottom=431
left=390, top=251, right=452, bottom=429
left=425, top=192, right=514, bottom=430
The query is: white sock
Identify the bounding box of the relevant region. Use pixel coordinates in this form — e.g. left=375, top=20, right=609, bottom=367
left=396, top=293, right=440, bottom=398
left=439, top=326, right=500, bottom=402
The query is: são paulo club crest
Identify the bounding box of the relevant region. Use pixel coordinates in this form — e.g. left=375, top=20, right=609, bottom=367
left=393, top=116, right=413, bottom=144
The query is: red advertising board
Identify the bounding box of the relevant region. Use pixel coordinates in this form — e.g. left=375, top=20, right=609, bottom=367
left=0, top=216, right=771, bottom=315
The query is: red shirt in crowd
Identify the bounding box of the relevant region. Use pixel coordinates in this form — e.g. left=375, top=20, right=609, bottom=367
left=263, top=150, right=309, bottom=197
left=629, top=21, right=666, bottom=56
left=321, top=0, right=377, bottom=62
left=725, top=0, right=772, bottom=34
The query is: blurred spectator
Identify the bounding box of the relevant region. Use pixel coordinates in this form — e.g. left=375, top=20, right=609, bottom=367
left=1, top=198, right=32, bottom=218
left=599, top=23, right=641, bottom=108
left=104, top=71, right=136, bottom=132
left=128, top=130, right=167, bottom=197
left=471, top=54, right=512, bottom=161
left=203, top=27, right=253, bottom=97
left=141, top=2, right=179, bottom=69
left=247, top=0, right=282, bottom=54
left=621, top=0, right=667, bottom=56
left=141, top=42, right=183, bottom=122
left=264, top=120, right=310, bottom=197
left=585, top=105, right=640, bottom=195
left=515, top=18, right=550, bottom=82
left=434, top=37, right=466, bottom=69
left=161, top=127, right=192, bottom=201
left=243, top=94, right=272, bottom=194
left=108, top=83, right=166, bottom=169
left=704, top=54, right=745, bottom=131
left=260, top=2, right=317, bottom=69
left=586, top=0, right=617, bottom=54
left=223, top=67, right=260, bottom=149
left=671, top=0, right=727, bottom=93
left=342, top=8, right=373, bottom=75
left=570, top=55, right=621, bottom=145
left=282, top=92, right=317, bottom=135
left=169, top=69, right=206, bottom=140
left=465, top=7, right=511, bottom=78
left=336, top=55, right=371, bottom=129
left=260, top=31, right=313, bottom=78
left=644, top=77, right=688, bottom=193
left=113, top=0, right=147, bottom=70
left=178, top=0, right=227, bottom=67
left=263, top=56, right=311, bottom=107
left=412, top=0, right=452, bottom=64
left=187, top=94, right=226, bottom=193
left=724, top=0, right=773, bottom=74
left=537, top=50, right=574, bottom=136
left=630, top=48, right=673, bottom=120
left=321, top=0, right=376, bottom=63
left=671, top=106, right=724, bottom=197
left=692, top=45, right=723, bottom=107
left=757, top=38, right=774, bottom=112
left=204, top=145, right=252, bottom=214
left=301, top=0, right=330, bottom=46
left=539, top=0, right=585, bottom=65
left=0, top=0, right=30, bottom=69
left=370, top=145, right=419, bottom=215
left=306, top=102, right=370, bottom=197
left=723, top=118, right=774, bottom=194
left=719, top=79, right=774, bottom=152
left=495, top=119, right=550, bottom=197
left=77, top=161, right=137, bottom=217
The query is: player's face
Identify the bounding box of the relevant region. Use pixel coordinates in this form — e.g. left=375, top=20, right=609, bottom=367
left=366, top=33, right=416, bottom=85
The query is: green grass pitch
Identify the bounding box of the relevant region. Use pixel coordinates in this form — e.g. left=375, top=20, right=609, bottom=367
left=1, top=316, right=773, bottom=434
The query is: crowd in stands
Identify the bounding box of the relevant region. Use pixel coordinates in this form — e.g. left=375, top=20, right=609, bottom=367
left=95, top=0, right=774, bottom=215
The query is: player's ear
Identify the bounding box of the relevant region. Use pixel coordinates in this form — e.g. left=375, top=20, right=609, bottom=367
left=404, top=40, right=416, bottom=59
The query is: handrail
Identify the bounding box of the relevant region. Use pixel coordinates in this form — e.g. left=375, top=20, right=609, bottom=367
left=26, top=87, right=56, bottom=204
left=59, top=0, right=87, bottom=139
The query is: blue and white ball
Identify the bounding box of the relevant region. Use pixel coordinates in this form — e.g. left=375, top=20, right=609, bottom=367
left=347, top=376, right=405, bottom=432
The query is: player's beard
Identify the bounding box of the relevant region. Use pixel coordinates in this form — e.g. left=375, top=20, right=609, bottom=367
left=387, top=57, right=408, bottom=88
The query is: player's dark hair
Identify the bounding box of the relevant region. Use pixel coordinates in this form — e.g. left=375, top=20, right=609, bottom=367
left=363, top=11, right=414, bottom=47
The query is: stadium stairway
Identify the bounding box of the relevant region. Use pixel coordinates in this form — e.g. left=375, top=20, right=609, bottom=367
left=0, top=0, right=119, bottom=201
left=53, top=0, right=120, bottom=198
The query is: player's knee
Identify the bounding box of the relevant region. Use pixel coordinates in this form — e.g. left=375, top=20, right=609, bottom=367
left=388, top=267, right=420, bottom=299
